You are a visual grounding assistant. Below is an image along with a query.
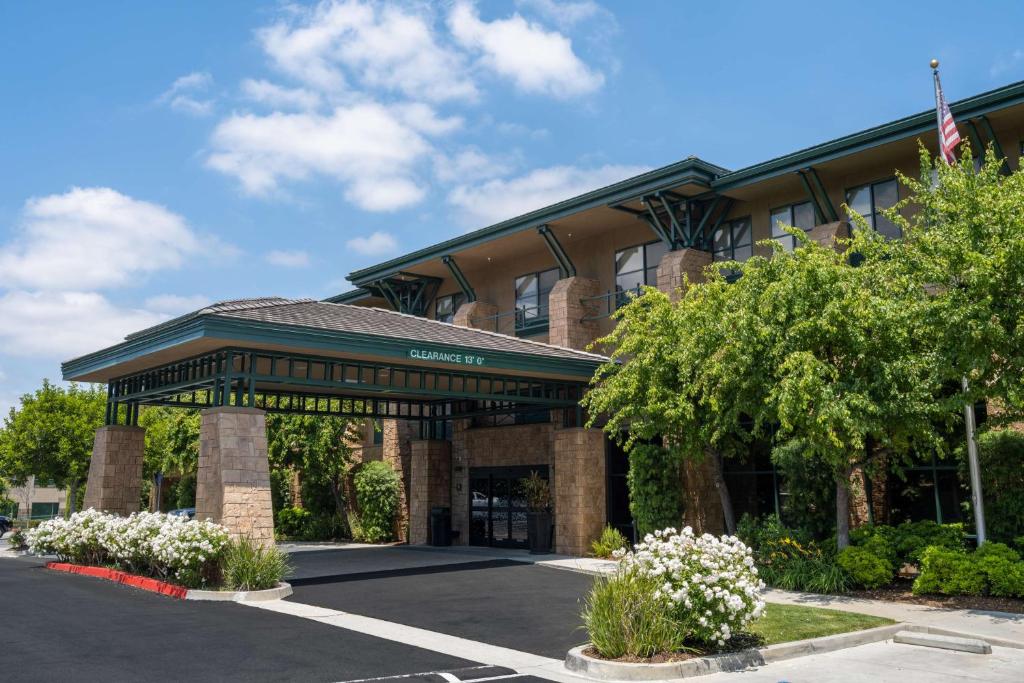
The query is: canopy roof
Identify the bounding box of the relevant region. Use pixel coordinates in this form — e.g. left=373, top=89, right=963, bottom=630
left=62, top=298, right=608, bottom=423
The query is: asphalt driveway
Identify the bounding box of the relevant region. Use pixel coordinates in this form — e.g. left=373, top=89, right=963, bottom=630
left=287, top=547, right=597, bottom=659
left=0, top=554, right=480, bottom=683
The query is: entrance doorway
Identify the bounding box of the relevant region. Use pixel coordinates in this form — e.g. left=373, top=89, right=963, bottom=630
left=606, top=438, right=635, bottom=542
left=469, top=465, right=548, bottom=549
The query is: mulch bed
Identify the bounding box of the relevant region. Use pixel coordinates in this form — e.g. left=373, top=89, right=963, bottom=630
left=848, top=578, right=1024, bottom=614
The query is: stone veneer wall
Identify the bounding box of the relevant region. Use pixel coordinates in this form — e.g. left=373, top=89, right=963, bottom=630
left=382, top=418, right=417, bottom=542
left=450, top=420, right=556, bottom=545
left=656, top=248, right=712, bottom=302
left=83, top=425, right=146, bottom=517
left=453, top=301, right=498, bottom=330
left=408, top=440, right=452, bottom=545
left=195, top=407, right=274, bottom=546
left=547, top=276, right=601, bottom=350
left=553, top=428, right=607, bottom=556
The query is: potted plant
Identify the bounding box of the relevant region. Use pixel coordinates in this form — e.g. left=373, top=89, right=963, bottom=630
left=521, top=471, right=552, bottom=554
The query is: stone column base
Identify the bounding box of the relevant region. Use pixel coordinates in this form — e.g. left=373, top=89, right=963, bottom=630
left=82, top=425, right=146, bottom=516
left=409, top=440, right=452, bottom=545
left=548, top=276, right=601, bottom=350
left=196, top=407, right=274, bottom=546
left=453, top=301, right=498, bottom=331
left=554, top=428, right=606, bottom=556
left=655, top=249, right=712, bottom=301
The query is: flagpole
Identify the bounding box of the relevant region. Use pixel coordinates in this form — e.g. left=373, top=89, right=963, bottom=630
left=931, top=58, right=987, bottom=544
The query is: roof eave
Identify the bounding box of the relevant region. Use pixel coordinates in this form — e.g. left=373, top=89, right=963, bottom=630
left=347, top=157, right=727, bottom=285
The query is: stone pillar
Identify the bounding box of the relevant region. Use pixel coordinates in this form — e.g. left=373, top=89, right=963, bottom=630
left=195, top=407, right=274, bottom=545
left=453, top=300, right=498, bottom=331
left=808, top=221, right=848, bottom=250
left=553, top=428, right=606, bottom=556
left=449, top=419, right=472, bottom=545
left=83, top=425, right=146, bottom=516
left=655, top=248, right=712, bottom=301
left=548, top=276, right=601, bottom=350
left=408, top=439, right=452, bottom=545
left=382, top=419, right=416, bottom=542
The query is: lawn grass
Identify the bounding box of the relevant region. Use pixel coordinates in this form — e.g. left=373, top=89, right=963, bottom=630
left=749, top=603, right=894, bottom=644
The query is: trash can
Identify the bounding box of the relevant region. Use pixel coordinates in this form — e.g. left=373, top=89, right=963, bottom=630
left=430, top=506, right=452, bottom=546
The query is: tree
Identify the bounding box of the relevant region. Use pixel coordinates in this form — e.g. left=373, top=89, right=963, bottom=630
left=266, top=412, right=362, bottom=529
left=138, top=406, right=201, bottom=509
left=877, top=144, right=1024, bottom=424
left=586, top=224, right=950, bottom=547
left=0, top=381, right=105, bottom=515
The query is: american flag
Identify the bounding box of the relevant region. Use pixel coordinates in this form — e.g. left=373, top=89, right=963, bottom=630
left=933, top=70, right=961, bottom=164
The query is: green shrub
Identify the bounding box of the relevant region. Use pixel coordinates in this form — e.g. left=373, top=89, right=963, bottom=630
left=771, top=441, right=837, bottom=539
left=913, top=544, right=1024, bottom=597
left=626, top=444, right=682, bottom=537
left=6, top=527, right=27, bottom=550
left=275, top=506, right=314, bottom=539
left=960, top=429, right=1024, bottom=544
left=853, top=520, right=965, bottom=568
left=837, top=546, right=894, bottom=589
left=222, top=537, right=293, bottom=591
left=739, top=514, right=850, bottom=594
left=582, top=569, right=688, bottom=659
left=353, top=461, right=401, bottom=543
left=591, top=525, right=630, bottom=558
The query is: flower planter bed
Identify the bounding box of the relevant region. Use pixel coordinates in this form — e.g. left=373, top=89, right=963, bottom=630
left=46, top=562, right=189, bottom=599
left=44, top=562, right=294, bottom=601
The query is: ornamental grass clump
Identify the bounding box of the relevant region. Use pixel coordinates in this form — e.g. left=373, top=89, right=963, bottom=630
left=583, top=526, right=765, bottom=659
left=222, top=536, right=293, bottom=591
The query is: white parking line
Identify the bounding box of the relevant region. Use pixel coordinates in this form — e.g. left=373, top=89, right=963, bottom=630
left=245, top=599, right=586, bottom=682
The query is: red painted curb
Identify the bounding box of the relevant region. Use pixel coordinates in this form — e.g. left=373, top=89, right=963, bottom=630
left=46, top=562, right=189, bottom=599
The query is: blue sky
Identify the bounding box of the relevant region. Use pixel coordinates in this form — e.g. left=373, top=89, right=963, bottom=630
left=1, top=0, right=1023, bottom=414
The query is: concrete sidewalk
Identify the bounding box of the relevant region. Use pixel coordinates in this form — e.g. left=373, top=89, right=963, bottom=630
left=763, top=588, right=1024, bottom=647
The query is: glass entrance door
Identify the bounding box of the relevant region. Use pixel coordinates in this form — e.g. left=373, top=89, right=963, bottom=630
left=468, top=466, right=548, bottom=548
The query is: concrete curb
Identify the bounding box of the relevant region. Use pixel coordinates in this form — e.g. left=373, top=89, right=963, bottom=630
left=901, top=624, right=1024, bottom=651
left=564, top=623, right=905, bottom=680
left=893, top=630, right=991, bottom=654
left=186, top=582, right=293, bottom=602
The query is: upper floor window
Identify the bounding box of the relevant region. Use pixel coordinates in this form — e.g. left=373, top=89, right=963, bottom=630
left=615, top=240, right=668, bottom=300
left=846, top=178, right=899, bottom=239
left=435, top=292, right=465, bottom=324
left=770, top=201, right=815, bottom=251
left=712, top=217, right=753, bottom=264
left=514, top=267, right=559, bottom=332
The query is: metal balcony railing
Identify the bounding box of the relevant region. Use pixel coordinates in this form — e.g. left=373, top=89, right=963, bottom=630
left=579, top=285, right=643, bottom=322
left=469, top=304, right=549, bottom=337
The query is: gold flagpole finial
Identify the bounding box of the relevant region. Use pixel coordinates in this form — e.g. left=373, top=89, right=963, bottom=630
left=930, top=58, right=940, bottom=69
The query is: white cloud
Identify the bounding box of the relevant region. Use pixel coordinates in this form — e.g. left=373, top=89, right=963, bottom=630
left=143, top=294, right=211, bottom=314
left=240, top=78, right=322, bottom=110
left=434, top=147, right=514, bottom=184
left=516, top=0, right=603, bottom=27
left=158, top=71, right=215, bottom=116
left=448, top=163, right=647, bottom=227
left=258, top=0, right=477, bottom=102
left=0, top=291, right=167, bottom=359
left=265, top=249, right=311, bottom=267
left=206, top=103, right=441, bottom=210
left=496, top=121, right=550, bottom=139
left=346, top=231, right=398, bottom=256
left=448, top=2, right=603, bottom=98
left=0, top=187, right=201, bottom=290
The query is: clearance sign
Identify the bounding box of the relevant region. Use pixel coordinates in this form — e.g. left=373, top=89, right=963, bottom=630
left=408, top=348, right=486, bottom=367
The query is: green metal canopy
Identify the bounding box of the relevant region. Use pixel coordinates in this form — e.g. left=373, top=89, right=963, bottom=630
left=62, top=298, right=608, bottom=426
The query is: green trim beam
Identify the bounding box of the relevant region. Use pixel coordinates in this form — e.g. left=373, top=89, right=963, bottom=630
left=807, top=167, right=839, bottom=222
left=537, top=224, right=576, bottom=278
left=441, top=255, right=477, bottom=302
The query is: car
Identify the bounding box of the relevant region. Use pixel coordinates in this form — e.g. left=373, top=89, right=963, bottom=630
left=0, top=515, right=13, bottom=535
left=167, top=508, right=196, bottom=520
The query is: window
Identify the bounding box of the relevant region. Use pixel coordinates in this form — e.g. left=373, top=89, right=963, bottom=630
left=614, top=240, right=668, bottom=304
left=711, top=217, right=753, bottom=274
left=30, top=502, right=59, bottom=520
left=514, top=268, right=559, bottom=334
left=434, top=293, right=465, bottom=324
left=770, top=201, right=816, bottom=251
left=846, top=178, right=900, bottom=239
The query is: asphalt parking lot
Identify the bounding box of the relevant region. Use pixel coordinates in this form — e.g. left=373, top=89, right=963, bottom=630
left=287, top=548, right=596, bottom=659
left=0, top=554, right=485, bottom=683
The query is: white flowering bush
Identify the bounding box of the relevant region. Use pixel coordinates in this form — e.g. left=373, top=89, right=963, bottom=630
left=584, top=526, right=765, bottom=658
left=27, top=509, right=229, bottom=588
left=615, top=526, right=766, bottom=647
